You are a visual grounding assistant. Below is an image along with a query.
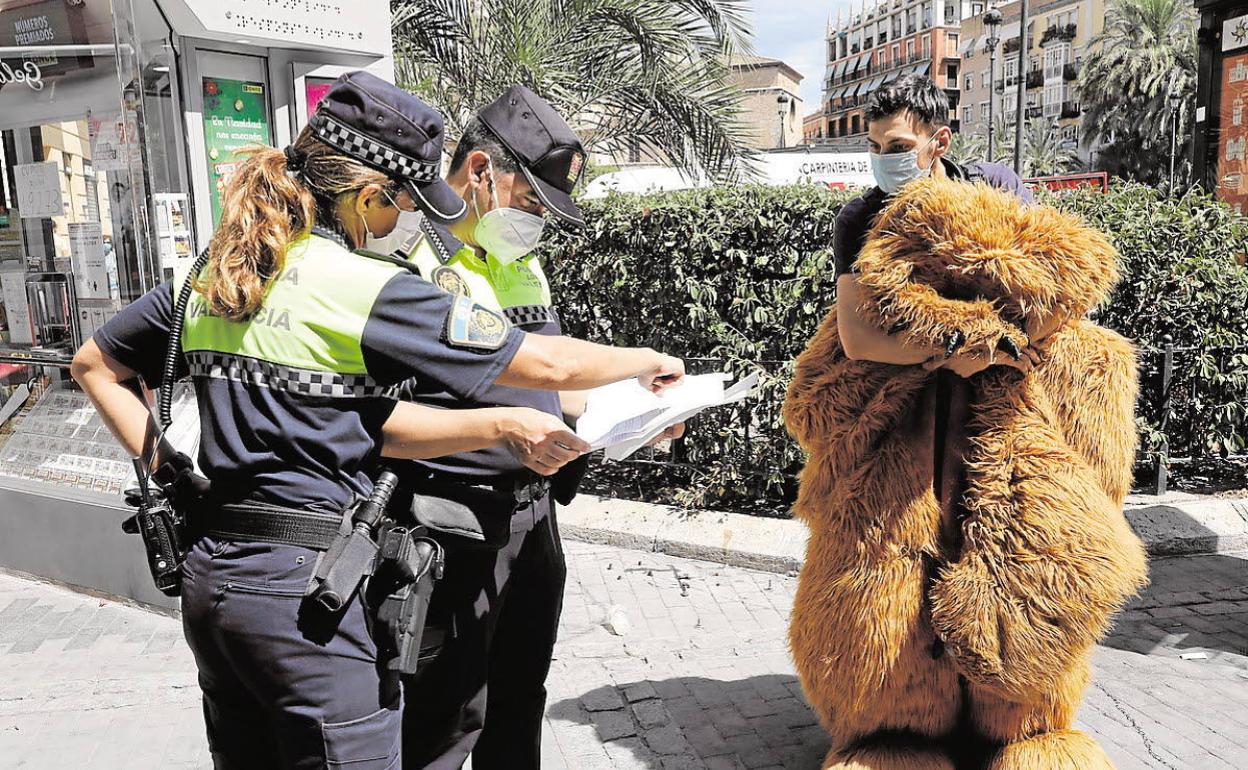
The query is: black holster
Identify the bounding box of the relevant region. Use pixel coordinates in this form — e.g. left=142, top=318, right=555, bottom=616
left=373, top=521, right=444, bottom=675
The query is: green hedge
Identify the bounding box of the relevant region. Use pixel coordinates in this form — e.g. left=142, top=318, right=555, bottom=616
left=540, top=182, right=1248, bottom=510
left=1048, top=184, right=1248, bottom=461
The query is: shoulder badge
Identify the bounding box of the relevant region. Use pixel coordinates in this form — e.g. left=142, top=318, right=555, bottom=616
left=446, top=295, right=510, bottom=351
left=432, top=265, right=471, bottom=298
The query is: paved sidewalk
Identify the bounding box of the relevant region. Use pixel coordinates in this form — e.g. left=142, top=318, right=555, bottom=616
left=1, top=544, right=1245, bottom=769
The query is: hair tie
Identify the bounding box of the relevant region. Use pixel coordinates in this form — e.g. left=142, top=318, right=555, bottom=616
left=283, top=145, right=306, bottom=173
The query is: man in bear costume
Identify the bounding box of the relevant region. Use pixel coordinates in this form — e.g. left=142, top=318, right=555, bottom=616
left=782, top=77, right=1147, bottom=770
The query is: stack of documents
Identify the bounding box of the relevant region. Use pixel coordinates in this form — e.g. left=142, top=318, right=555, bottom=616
left=575, top=372, right=759, bottom=461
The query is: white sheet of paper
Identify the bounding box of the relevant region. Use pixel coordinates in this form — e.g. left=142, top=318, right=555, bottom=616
left=14, top=162, right=63, bottom=219
left=0, top=271, right=32, bottom=345
left=576, top=372, right=760, bottom=461
left=69, top=222, right=108, bottom=299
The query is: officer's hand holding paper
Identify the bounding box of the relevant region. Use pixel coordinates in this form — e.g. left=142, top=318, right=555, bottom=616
left=575, top=372, right=759, bottom=461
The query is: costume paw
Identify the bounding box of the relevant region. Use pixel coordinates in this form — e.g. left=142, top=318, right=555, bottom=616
left=985, top=729, right=1115, bottom=770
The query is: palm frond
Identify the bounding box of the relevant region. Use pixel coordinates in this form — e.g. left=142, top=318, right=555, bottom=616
left=390, top=0, right=756, bottom=182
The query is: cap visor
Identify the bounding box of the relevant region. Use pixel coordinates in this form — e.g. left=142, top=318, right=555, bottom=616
left=404, top=178, right=468, bottom=225
left=519, top=165, right=585, bottom=227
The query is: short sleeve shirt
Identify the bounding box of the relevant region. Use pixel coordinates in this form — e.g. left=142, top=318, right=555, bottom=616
left=833, top=159, right=1034, bottom=278
left=93, top=237, right=525, bottom=512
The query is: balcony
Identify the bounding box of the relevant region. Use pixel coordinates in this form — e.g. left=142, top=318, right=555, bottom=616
left=1026, top=106, right=1043, bottom=119
left=1026, top=69, right=1044, bottom=88
left=1060, top=101, right=1081, bottom=119
left=907, top=24, right=916, bottom=34
left=1063, top=62, right=1080, bottom=81
left=1040, top=23, right=1077, bottom=47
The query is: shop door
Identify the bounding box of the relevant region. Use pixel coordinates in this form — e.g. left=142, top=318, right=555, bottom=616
left=189, top=51, right=273, bottom=239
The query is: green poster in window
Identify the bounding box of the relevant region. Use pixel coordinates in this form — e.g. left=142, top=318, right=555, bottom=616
left=201, top=77, right=271, bottom=226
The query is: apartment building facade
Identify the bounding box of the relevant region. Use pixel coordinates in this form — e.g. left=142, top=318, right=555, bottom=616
left=958, top=0, right=1105, bottom=160
left=812, top=0, right=968, bottom=147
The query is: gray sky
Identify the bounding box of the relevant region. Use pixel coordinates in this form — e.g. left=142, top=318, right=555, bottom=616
left=746, top=1, right=855, bottom=115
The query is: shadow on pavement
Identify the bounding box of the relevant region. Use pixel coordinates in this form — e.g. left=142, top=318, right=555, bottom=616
left=549, top=674, right=830, bottom=769
left=1100, top=512, right=1248, bottom=660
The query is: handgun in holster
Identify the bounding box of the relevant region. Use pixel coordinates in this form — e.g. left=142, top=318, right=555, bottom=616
left=373, top=520, right=445, bottom=675
left=307, top=469, right=446, bottom=673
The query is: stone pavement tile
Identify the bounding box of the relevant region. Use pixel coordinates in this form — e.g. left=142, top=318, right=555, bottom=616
left=592, top=709, right=640, bottom=742
left=644, top=724, right=694, bottom=756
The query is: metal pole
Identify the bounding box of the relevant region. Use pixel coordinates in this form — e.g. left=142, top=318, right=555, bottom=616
left=1013, top=0, right=1029, bottom=176
left=988, top=46, right=996, bottom=161
left=779, top=112, right=786, bottom=149
left=1155, top=335, right=1174, bottom=496
left=1169, top=107, right=1178, bottom=193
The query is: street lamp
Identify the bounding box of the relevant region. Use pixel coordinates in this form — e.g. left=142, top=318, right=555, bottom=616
left=777, top=93, right=791, bottom=150
left=983, top=8, right=1003, bottom=162
left=1168, top=91, right=1183, bottom=193
left=1014, top=0, right=1031, bottom=176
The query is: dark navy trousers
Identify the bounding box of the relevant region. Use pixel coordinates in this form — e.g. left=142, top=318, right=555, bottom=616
left=180, top=535, right=402, bottom=769
left=401, top=500, right=566, bottom=770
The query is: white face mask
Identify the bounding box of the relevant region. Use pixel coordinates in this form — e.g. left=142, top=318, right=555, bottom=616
left=869, top=133, right=940, bottom=194
left=363, top=193, right=422, bottom=257
left=472, top=161, right=545, bottom=265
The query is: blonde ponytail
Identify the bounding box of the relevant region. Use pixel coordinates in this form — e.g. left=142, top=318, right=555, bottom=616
left=196, top=126, right=396, bottom=321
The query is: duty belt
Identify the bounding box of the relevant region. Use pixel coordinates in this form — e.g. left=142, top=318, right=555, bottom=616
left=200, top=502, right=345, bottom=550
left=424, top=469, right=551, bottom=509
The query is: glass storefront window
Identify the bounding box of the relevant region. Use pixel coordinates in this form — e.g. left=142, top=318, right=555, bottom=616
left=0, top=0, right=189, bottom=354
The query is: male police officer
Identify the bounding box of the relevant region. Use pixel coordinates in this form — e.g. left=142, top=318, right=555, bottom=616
left=391, top=86, right=652, bottom=770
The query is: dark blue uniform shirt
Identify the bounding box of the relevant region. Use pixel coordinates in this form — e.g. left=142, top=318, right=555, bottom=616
left=93, top=266, right=525, bottom=513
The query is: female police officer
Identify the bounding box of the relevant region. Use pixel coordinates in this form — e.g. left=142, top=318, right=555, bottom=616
left=70, top=72, right=682, bottom=769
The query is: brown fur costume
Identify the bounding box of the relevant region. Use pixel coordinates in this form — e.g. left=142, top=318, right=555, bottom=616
left=782, top=176, right=1147, bottom=770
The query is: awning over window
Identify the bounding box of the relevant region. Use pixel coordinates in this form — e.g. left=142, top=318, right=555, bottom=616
left=833, top=59, right=848, bottom=79
left=912, top=61, right=931, bottom=77
left=959, top=36, right=979, bottom=56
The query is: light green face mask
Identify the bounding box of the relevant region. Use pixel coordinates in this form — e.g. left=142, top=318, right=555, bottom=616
left=472, top=160, right=546, bottom=265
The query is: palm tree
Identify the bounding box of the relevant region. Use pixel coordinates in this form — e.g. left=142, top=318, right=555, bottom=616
left=391, top=0, right=756, bottom=182
left=1020, top=119, right=1080, bottom=176
left=1078, top=0, right=1196, bottom=183
left=950, top=115, right=1077, bottom=175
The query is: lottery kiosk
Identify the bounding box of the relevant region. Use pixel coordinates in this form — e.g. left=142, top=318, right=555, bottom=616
left=1194, top=0, right=1248, bottom=211
left=0, top=0, right=393, bottom=607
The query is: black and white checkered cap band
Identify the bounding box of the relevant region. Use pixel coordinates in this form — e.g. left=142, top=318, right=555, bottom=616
left=504, top=305, right=554, bottom=328
left=186, top=351, right=389, bottom=399
left=314, top=116, right=440, bottom=184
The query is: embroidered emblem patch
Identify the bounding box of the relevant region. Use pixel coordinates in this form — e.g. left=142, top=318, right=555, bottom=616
left=446, top=295, right=510, bottom=350
left=432, top=266, right=470, bottom=298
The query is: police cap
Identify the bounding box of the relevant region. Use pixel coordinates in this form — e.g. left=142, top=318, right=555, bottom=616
left=310, top=71, right=467, bottom=224
left=476, top=85, right=588, bottom=227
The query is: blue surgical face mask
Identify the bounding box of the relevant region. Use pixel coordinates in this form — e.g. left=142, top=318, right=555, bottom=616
left=869, top=133, right=940, bottom=194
